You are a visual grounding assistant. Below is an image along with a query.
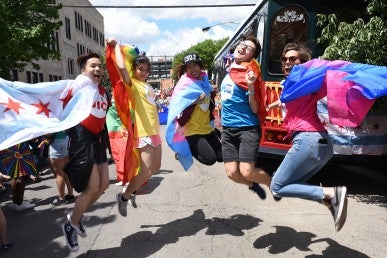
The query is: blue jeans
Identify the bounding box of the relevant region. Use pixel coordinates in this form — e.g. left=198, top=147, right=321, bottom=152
left=270, top=131, right=334, bottom=201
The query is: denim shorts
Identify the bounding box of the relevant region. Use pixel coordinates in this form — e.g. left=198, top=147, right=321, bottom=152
left=49, top=137, right=69, bottom=159
left=221, top=126, right=261, bottom=163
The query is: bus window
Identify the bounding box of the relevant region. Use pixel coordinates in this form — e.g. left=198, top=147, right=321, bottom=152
left=268, top=5, right=309, bottom=75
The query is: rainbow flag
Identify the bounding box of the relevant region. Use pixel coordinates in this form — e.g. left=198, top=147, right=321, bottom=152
left=106, top=101, right=129, bottom=183
left=105, top=44, right=141, bottom=183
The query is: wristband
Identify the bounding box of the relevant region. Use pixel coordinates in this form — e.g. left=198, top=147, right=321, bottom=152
left=246, top=91, right=255, bottom=95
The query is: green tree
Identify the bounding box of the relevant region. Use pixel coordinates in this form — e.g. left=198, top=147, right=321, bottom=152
left=171, top=38, right=229, bottom=81
left=317, top=0, right=386, bottom=65
left=0, top=0, right=63, bottom=79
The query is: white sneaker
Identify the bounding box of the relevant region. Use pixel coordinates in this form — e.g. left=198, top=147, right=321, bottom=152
left=13, top=201, right=35, bottom=211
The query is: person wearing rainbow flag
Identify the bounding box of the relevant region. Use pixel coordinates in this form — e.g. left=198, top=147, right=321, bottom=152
left=219, top=36, right=272, bottom=200
left=106, top=38, right=162, bottom=217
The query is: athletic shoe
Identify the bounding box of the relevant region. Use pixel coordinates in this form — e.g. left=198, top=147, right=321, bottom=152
left=65, top=194, right=76, bottom=204
left=13, top=201, right=35, bottom=211
left=62, top=222, right=79, bottom=252
left=116, top=192, right=128, bottom=217
left=272, top=194, right=282, bottom=202
left=67, top=212, right=87, bottom=238
left=0, top=242, right=12, bottom=252
left=329, top=186, right=348, bottom=231
left=249, top=182, right=267, bottom=200
left=52, top=198, right=65, bottom=206
left=129, top=194, right=137, bottom=208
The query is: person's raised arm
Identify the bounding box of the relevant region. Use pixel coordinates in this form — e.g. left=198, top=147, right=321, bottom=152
left=246, top=70, right=259, bottom=113
left=106, top=38, right=132, bottom=86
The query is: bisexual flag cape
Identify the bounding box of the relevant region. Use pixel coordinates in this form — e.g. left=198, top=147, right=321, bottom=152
left=105, top=44, right=141, bottom=184
left=281, top=59, right=387, bottom=127
left=166, top=73, right=212, bottom=170
left=0, top=75, right=98, bottom=151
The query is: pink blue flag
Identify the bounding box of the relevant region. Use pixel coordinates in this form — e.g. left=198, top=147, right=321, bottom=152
left=281, top=59, right=387, bottom=127
left=166, top=73, right=212, bottom=170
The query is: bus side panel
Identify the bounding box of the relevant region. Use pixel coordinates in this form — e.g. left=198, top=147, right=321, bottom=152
left=260, top=81, right=291, bottom=155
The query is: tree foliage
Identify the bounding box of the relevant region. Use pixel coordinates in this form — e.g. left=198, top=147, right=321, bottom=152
left=317, top=0, right=386, bottom=65
left=0, top=0, right=63, bottom=79
left=171, top=38, right=229, bottom=81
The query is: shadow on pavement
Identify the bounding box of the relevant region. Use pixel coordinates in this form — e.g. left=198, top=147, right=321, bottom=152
left=78, top=209, right=262, bottom=258
left=253, top=226, right=369, bottom=257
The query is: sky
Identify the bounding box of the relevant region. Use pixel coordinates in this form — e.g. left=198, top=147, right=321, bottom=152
left=88, top=0, right=258, bottom=57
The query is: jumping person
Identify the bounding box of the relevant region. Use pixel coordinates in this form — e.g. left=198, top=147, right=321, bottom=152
left=61, top=52, right=110, bottom=251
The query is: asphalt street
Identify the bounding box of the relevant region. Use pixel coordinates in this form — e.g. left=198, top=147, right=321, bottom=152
left=1, top=126, right=386, bottom=258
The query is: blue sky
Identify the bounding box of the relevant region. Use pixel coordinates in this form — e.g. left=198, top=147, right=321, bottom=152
left=89, top=0, right=258, bottom=56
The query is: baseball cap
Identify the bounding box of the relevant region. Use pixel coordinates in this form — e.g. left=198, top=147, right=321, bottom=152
left=183, top=53, right=202, bottom=65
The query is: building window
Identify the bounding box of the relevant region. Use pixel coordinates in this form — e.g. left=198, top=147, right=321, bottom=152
left=99, top=32, right=105, bottom=46
left=26, top=71, right=31, bottom=83
left=32, top=72, right=38, bottom=83
left=12, top=69, right=18, bottom=81
left=77, top=43, right=85, bottom=56
left=65, top=17, right=71, bottom=40
left=93, top=27, right=99, bottom=42
left=39, top=73, right=44, bottom=82
left=75, top=11, right=83, bottom=32
left=85, top=20, right=92, bottom=38
left=67, top=58, right=74, bottom=75
left=50, top=31, right=60, bottom=51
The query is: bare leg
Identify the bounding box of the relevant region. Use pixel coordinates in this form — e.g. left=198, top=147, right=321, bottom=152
left=122, top=144, right=161, bottom=199
left=70, top=165, right=100, bottom=226
left=239, top=162, right=272, bottom=187
left=11, top=178, right=25, bottom=205
left=0, top=207, right=9, bottom=245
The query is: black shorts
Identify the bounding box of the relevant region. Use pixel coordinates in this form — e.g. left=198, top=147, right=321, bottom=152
left=221, top=126, right=261, bottom=163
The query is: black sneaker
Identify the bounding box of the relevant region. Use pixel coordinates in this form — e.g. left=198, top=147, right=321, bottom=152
left=62, top=222, right=79, bottom=252
left=67, top=212, right=87, bottom=238
left=52, top=198, right=65, bottom=206
left=129, top=194, right=137, bottom=208
left=329, top=186, right=348, bottom=231
left=249, top=182, right=267, bottom=200
left=65, top=194, right=76, bottom=204
left=116, top=193, right=128, bottom=217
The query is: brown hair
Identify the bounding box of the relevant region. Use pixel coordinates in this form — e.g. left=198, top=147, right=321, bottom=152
left=243, top=36, right=262, bottom=59
left=76, top=52, right=101, bottom=69
left=282, top=43, right=312, bottom=63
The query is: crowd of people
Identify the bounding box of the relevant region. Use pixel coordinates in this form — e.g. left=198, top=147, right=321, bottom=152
left=0, top=36, right=354, bottom=253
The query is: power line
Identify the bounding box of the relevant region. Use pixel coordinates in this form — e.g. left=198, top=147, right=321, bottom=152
left=62, top=4, right=256, bottom=8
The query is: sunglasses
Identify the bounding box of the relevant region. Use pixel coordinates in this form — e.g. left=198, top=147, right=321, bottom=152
left=280, top=56, right=299, bottom=63
left=238, top=42, right=255, bottom=53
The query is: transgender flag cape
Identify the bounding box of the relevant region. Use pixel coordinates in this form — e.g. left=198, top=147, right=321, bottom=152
left=166, top=73, right=212, bottom=170
left=0, top=75, right=98, bottom=151
left=281, top=59, right=387, bottom=127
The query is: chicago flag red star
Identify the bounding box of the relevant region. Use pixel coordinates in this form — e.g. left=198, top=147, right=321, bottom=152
left=1, top=97, right=24, bottom=114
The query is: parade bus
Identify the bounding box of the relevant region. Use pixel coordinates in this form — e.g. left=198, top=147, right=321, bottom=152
left=213, top=0, right=387, bottom=164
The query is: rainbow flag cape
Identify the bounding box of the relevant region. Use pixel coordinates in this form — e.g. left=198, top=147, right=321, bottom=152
left=166, top=73, right=212, bottom=170
left=0, top=75, right=98, bottom=151
left=106, top=101, right=129, bottom=183
left=105, top=44, right=141, bottom=183
left=281, top=59, right=387, bottom=127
